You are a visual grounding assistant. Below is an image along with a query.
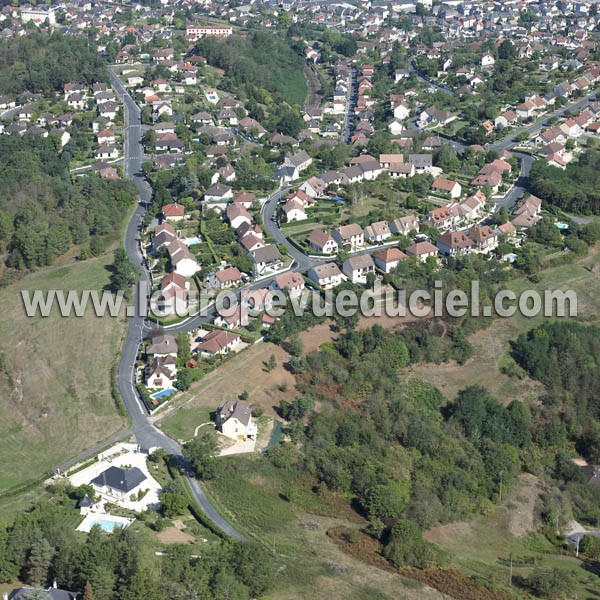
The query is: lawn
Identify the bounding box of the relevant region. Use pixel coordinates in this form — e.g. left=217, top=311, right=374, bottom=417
left=0, top=255, right=128, bottom=493
left=158, top=406, right=213, bottom=442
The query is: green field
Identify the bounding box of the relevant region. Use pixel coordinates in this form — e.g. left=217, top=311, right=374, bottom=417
left=0, top=256, right=128, bottom=492
left=159, top=406, right=214, bottom=442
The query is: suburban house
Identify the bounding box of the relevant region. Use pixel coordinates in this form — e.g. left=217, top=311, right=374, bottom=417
left=390, top=215, right=419, bottom=236
left=374, top=248, right=408, bottom=273
left=272, top=271, right=305, bottom=299
left=469, top=225, right=499, bottom=253
left=146, top=334, right=178, bottom=359
left=436, top=231, right=474, bottom=256
left=405, top=241, right=439, bottom=262
left=364, top=221, right=392, bottom=243
left=145, top=355, right=176, bottom=390
left=196, top=329, right=241, bottom=355
left=495, top=110, right=517, bottom=129
left=408, top=154, right=433, bottom=174
left=419, top=107, right=456, bottom=126
left=162, top=202, right=185, bottom=222
left=307, top=229, right=338, bottom=254
left=168, top=240, right=200, bottom=277
left=91, top=466, right=148, bottom=501
left=432, top=177, right=462, bottom=199
left=307, top=262, right=346, bottom=289
left=427, top=206, right=455, bottom=230
left=283, top=150, right=313, bottom=175
left=250, top=245, right=283, bottom=276
left=216, top=399, right=257, bottom=441
left=208, top=266, right=243, bottom=289
left=152, top=222, right=177, bottom=251
left=512, top=194, right=542, bottom=229
left=226, top=203, right=252, bottom=229
left=333, top=223, right=365, bottom=250
left=282, top=198, right=307, bottom=222
left=342, top=254, right=376, bottom=284
left=204, top=183, right=233, bottom=207
left=6, top=586, right=78, bottom=600
left=159, top=272, right=188, bottom=316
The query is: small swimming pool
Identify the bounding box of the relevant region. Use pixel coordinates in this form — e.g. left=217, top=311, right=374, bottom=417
left=331, top=196, right=345, bottom=202
left=77, top=514, right=134, bottom=533
left=555, top=222, right=569, bottom=230
left=94, top=519, right=124, bottom=532
left=151, top=388, right=177, bottom=400
left=183, top=237, right=201, bottom=246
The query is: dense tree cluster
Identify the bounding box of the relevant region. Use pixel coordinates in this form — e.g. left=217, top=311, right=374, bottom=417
left=0, top=490, right=274, bottom=599
left=195, top=32, right=307, bottom=109
left=512, top=321, right=600, bottom=465
left=529, top=148, right=600, bottom=214
left=0, top=32, right=107, bottom=95
left=0, top=136, right=136, bottom=274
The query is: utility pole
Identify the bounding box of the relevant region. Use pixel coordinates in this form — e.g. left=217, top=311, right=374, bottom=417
left=555, top=512, right=560, bottom=535
left=509, top=553, right=513, bottom=587
left=499, top=470, right=503, bottom=503
left=576, top=535, right=580, bottom=558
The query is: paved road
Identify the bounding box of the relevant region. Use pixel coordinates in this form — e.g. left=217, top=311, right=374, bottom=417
left=342, top=67, right=357, bottom=143
left=488, top=91, right=597, bottom=152
left=409, top=59, right=453, bottom=96
left=109, top=67, right=245, bottom=541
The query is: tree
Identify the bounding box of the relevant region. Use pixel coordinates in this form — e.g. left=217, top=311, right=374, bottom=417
left=160, top=483, right=188, bottom=518
left=0, top=526, right=17, bottom=583
left=83, top=580, right=95, bottom=600
left=526, top=568, right=573, bottom=599
left=26, top=532, right=53, bottom=587
left=110, top=248, right=140, bottom=296
left=183, top=432, right=218, bottom=480
left=382, top=519, right=439, bottom=568
left=264, top=354, right=277, bottom=372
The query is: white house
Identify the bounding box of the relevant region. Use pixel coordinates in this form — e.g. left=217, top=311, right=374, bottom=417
left=216, top=400, right=257, bottom=441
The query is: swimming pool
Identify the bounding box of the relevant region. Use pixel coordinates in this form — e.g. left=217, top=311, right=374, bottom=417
left=151, top=388, right=177, bottom=400
left=93, top=519, right=124, bottom=532
left=183, top=237, right=201, bottom=246
left=77, top=514, right=134, bottom=533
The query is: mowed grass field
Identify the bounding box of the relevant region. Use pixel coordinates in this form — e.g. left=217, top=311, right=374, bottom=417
left=0, top=255, right=128, bottom=492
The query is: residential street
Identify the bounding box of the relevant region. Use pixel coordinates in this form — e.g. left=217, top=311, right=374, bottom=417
left=108, top=67, right=246, bottom=541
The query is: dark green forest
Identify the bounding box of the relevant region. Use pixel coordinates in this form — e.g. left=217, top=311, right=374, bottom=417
left=0, top=135, right=136, bottom=274
left=529, top=149, right=600, bottom=214
left=0, top=32, right=107, bottom=95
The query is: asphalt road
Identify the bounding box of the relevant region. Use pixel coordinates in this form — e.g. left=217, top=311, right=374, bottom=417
left=109, top=67, right=245, bottom=541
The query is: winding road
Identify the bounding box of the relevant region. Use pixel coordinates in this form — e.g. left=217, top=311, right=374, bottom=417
left=108, top=67, right=246, bottom=541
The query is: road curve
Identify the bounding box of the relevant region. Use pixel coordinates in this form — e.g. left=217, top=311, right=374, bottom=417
left=108, top=67, right=246, bottom=541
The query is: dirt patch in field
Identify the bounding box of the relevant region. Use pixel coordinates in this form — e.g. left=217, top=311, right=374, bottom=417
left=407, top=320, right=545, bottom=405
left=506, top=473, right=544, bottom=538
left=423, top=521, right=474, bottom=547
left=292, top=516, right=452, bottom=600
left=157, top=526, right=195, bottom=545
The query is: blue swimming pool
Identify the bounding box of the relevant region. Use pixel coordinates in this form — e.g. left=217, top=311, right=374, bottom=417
left=151, top=388, right=177, bottom=400
left=90, top=519, right=124, bottom=533
left=184, top=237, right=201, bottom=246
